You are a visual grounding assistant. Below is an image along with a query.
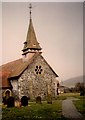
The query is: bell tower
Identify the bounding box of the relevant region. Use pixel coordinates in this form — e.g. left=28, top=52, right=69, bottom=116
left=22, top=4, right=42, bottom=61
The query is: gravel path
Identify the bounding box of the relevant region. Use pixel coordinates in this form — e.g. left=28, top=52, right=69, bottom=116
left=62, top=97, right=84, bottom=120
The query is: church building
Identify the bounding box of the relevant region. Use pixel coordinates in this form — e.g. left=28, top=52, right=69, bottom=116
left=0, top=4, right=59, bottom=100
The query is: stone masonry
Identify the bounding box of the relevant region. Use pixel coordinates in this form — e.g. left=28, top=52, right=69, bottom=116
left=17, top=54, right=56, bottom=100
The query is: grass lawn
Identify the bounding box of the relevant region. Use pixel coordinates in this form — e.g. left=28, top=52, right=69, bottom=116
left=2, top=100, right=67, bottom=120
left=73, top=96, right=85, bottom=117
left=59, top=92, right=85, bottom=117
left=2, top=93, right=83, bottom=120
left=55, top=92, right=80, bottom=100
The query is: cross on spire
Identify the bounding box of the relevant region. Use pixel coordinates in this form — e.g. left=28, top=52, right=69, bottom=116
left=29, top=3, right=32, bottom=19
left=22, top=3, right=42, bottom=55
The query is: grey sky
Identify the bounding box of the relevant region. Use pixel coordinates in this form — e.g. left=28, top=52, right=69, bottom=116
left=2, top=2, right=83, bottom=81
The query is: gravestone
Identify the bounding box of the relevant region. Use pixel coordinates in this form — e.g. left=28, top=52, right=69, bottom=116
left=36, top=96, right=42, bottom=104
left=3, top=90, right=10, bottom=105
left=47, top=94, right=52, bottom=104
left=21, top=96, right=28, bottom=106
left=7, top=96, right=15, bottom=107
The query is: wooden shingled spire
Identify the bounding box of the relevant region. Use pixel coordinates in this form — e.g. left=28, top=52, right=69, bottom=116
left=22, top=3, right=42, bottom=55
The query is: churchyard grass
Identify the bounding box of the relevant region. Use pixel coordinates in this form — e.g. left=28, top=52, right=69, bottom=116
left=2, top=100, right=67, bottom=120
left=55, top=92, right=80, bottom=100
left=2, top=93, right=83, bottom=120
left=57, top=92, right=85, bottom=117
left=56, top=92, right=85, bottom=117
left=73, top=96, right=85, bottom=117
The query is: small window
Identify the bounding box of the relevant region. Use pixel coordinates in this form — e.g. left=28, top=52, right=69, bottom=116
left=35, top=65, right=43, bottom=75
left=33, top=44, right=36, bottom=47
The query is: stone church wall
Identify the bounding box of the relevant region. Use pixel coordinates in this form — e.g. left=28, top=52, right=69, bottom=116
left=17, top=55, right=57, bottom=100
left=10, top=80, right=19, bottom=99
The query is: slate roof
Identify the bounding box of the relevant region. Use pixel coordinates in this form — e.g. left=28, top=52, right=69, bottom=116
left=0, top=53, right=58, bottom=88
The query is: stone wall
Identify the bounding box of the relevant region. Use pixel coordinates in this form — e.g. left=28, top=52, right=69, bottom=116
left=10, top=79, right=19, bottom=99
left=13, top=54, right=57, bottom=100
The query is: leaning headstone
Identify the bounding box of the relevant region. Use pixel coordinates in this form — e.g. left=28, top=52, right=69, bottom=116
left=36, top=96, right=41, bottom=104
left=7, top=96, right=15, bottom=107
left=21, top=96, right=28, bottom=106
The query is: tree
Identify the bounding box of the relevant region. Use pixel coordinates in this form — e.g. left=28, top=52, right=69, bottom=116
left=75, top=82, right=81, bottom=92
left=75, top=82, right=85, bottom=96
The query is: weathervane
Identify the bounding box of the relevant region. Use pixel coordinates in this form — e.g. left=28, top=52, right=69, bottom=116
left=29, top=3, right=32, bottom=19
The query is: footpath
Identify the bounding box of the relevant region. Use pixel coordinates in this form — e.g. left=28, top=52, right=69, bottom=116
left=62, top=97, right=85, bottom=120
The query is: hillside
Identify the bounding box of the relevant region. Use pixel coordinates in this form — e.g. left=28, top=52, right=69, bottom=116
left=62, top=76, right=83, bottom=88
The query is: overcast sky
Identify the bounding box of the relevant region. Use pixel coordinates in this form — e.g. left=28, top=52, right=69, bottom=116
left=2, top=2, right=83, bottom=81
